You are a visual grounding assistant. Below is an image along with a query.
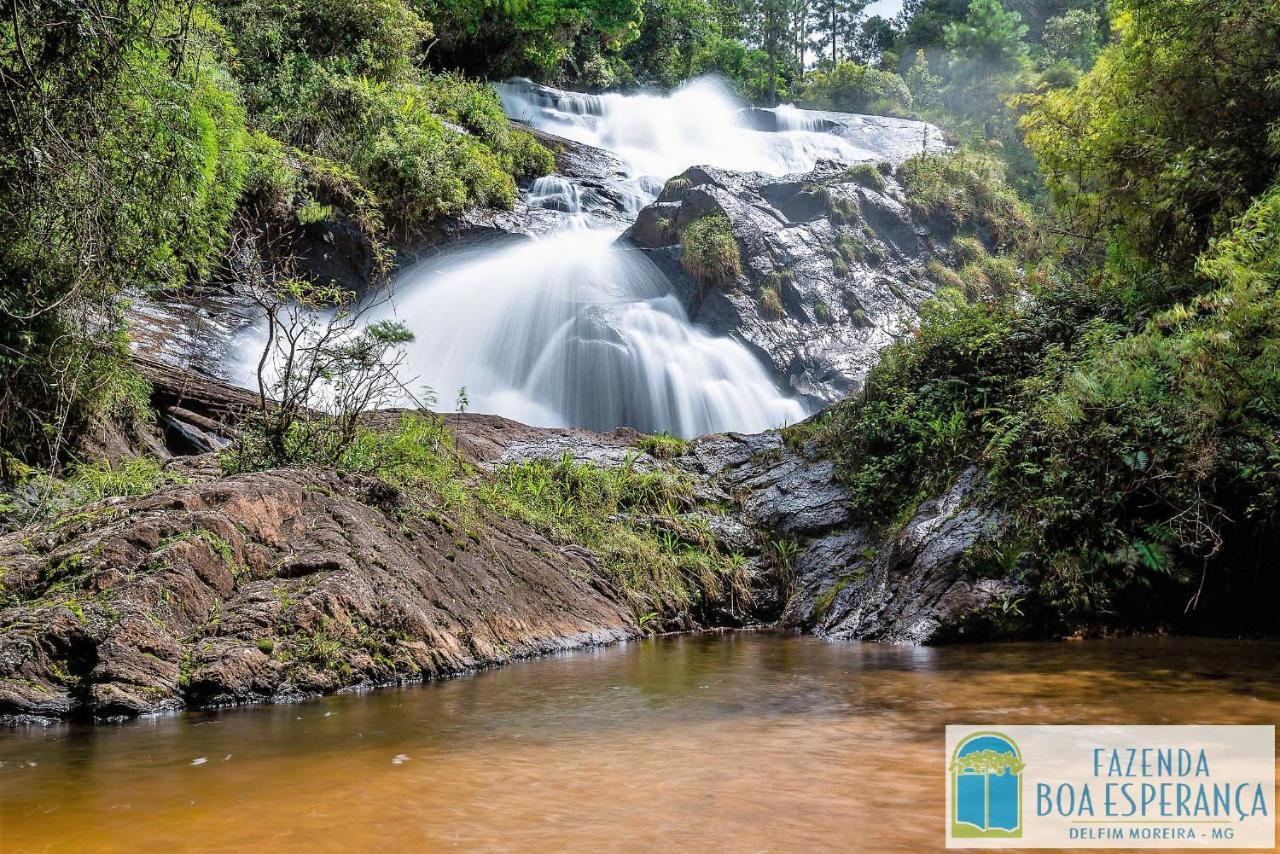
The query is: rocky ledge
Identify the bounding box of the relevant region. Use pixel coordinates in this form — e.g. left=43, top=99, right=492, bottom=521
left=1, top=363, right=1024, bottom=723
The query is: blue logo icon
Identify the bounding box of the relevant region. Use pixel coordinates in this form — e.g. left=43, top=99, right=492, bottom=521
left=950, top=731, right=1024, bottom=838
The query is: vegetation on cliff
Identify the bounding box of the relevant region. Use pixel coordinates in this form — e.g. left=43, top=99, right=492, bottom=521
left=800, top=0, right=1280, bottom=632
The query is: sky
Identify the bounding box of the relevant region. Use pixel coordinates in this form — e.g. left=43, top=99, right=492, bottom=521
left=865, top=0, right=905, bottom=20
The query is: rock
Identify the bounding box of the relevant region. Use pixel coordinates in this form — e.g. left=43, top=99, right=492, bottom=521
left=422, top=125, right=642, bottom=245
left=622, top=160, right=946, bottom=404
left=781, top=467, right=1028, bottom=644
left=0, top=466, right=636, bottom=720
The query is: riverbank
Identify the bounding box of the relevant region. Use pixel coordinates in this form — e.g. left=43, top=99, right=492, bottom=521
left=0, top=359, right=1024, bottom=723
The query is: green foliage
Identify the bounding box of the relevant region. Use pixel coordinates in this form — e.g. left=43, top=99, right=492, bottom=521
left=421, top=0, right=642, bottom=82
left=797, top=62, right=914, bottom=116
left=681, top=214, right=742, bottom=287
left=1, top=0, right=250, bottom=468
left=897, top=147, right=1035, bottom=252
left=4, top=456, right=184, bottom=530
left=214, top=0, right=553, bottom=230
left=812, top=175, right=1280, bottom=625
left=1022, top=0, right=1280, bottom=273
left=758, top=283, right=786, bottom=318
left=481, top=453, right=752, bottom=625
left=1041, top=8, right=1100, bottom=67
left=944, top=0, right=1028, bottom=68
left=846, top=163, right=888, bottom=193
left=636, top=433, right=690, bottom=460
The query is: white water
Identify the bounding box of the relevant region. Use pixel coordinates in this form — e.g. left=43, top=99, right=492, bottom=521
left=497, top=76, right=876, bottom=183
left=384, top=231, right=806, bottom=436
left=234, top=77, right=938, bottom=436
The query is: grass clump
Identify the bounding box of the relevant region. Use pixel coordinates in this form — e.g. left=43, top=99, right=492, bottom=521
left=480, top=453, right=751, bottom=627
left=758, top=283, right=786, bottom=319
left=635, top=432, right=689, bottom=460
left=3, top=456, right=184, bottom=531
left=846, top=162, right=888, bottom=194
left=680, top=214, right=741, bottom=287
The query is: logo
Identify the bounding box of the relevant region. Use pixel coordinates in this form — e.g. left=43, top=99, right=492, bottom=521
left=950, top=731, right=1025, bottom=838
left=945, top=726, right=1274, bottom=848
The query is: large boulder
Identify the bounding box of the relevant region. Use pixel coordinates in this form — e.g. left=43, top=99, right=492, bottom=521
left=622, top=161, right=946, bottom=404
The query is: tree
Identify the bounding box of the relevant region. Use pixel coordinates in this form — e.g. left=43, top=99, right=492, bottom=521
left=0, top=0, right=248, bottom=473
left=904, top=49, right=943, bottom=109
left=853, top=15, right=897, bottom=64
left=810, top=0, right=869, bottom=66
left=1041, top=8, right=1100, bottom=68
left=1022, top=0, right=1280, bottom=272
left=224, top=224, right=418, bottom=468
left=944, top=0, right=1029, bottom=68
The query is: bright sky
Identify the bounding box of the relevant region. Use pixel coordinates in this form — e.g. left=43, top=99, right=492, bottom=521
left=865, top=0, right=906, bottom=20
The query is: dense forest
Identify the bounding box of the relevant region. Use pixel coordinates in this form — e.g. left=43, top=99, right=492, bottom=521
left=2, top=0, right=1278, bottom=639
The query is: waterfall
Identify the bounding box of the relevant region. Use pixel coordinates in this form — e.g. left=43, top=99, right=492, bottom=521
left=233, top=77, right=941, bottom=437
left=496, top=76, right=878, bottom=181
left=382, top=231, right=806, bottom=436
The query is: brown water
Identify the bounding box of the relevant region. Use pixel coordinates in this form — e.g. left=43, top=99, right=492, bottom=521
left=2, top=633, right=1277, bottom=852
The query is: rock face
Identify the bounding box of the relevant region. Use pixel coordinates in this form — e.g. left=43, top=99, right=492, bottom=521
left=0, top=466, right=636, bottom=720
left=432, top=125, right=648, bottom=243
left=677, top=434, right=1024, bottom=644
left=622, top=160, right=946, bottom=404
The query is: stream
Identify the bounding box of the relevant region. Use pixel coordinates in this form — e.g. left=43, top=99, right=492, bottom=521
left=4, top=633, right=1277, bottom=851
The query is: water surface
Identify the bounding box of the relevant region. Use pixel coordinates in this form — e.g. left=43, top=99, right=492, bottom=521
left=3, top=633, right=1277, bottom=852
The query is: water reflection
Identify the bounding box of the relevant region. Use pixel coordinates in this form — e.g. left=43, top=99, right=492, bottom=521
left=2, top=633, right=1277, bottom=852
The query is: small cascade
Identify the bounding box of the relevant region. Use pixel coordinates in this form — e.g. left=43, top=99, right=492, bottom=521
left=496, top=77, right=877, bottom=181
left=372, top=231, right=807, bottom=436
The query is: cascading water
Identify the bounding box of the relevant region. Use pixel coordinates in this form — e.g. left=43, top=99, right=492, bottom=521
left=384, top=231, right=806, bottom=436
left=235, top=76, right=934, bottom=436
left=496, top=77, right=877, bottom=183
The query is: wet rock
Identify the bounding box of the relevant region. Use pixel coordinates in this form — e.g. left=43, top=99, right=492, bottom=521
left=779, top=467, right=1027, bottom=644
left=622, top=160, right=945, bottom=404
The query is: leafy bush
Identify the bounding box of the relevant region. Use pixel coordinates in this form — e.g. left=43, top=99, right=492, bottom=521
left=897, top=147, right=1034, bottom=252
left=1, top=1, right=250, bottom=471
left=214, top=0, right=554, bottom=231
left=797, top=61, right=914, bottom=116
left=1021, top=0, right=1280, bottom=272
left=804, top=183, right=1280, bottom=627
left=681, top=214, right=742, bottom=287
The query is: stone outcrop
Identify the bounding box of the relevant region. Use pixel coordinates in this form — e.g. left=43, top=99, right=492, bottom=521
left=622, top=160, right=948, bottom=404
left=0, top=357, right=1030, bottom=722
left=0, top=465, right=636, bottom=721
left=677, top=433, right=1024, bottom=644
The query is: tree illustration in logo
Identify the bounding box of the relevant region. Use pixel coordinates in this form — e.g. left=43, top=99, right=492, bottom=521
left=950, top=733, right=1024, bottom=838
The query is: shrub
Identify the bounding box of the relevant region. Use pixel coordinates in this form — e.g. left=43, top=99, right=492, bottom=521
left=897, top=147, right=1034, bottom=253
left=681, top=214, right=742, bottom=287
left=797, top=61, right=913, bottom=116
